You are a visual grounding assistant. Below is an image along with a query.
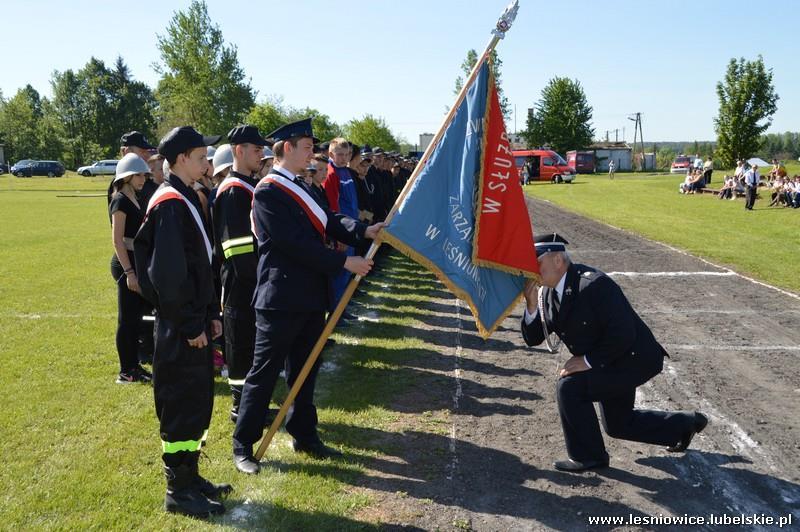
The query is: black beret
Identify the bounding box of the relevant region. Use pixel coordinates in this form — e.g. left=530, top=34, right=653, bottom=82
left=228, top=124, right=267, bottom=146
left=158, top=126, right=221, bottom=162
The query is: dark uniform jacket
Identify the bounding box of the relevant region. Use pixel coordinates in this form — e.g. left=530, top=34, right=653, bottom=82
left=133, top=174, right=219, bottom=342
left=211, top=171, right=259, bottom=312
left=139, top=178, right=159, bottom=208
left=522, top=262, right=665, bottom=384
left=364, top=166, right=387, bottom=222
left=252, top=168, right=366, bottom=313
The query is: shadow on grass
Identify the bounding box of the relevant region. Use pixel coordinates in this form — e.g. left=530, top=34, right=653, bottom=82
left=215, top=499, right=424, bottom=531
left=600, top=452, right=800, bottom=521
left=267, top=424, right=649, bottom=529
left=319, top=344, right=540, bottom=416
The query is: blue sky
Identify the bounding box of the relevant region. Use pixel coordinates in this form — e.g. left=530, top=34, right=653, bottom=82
left=1, top=0, right=797, bottom=145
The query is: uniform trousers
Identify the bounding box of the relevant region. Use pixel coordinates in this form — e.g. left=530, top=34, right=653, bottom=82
left=223, top=307, right=256, bottom=387
left=153, top=316, right=214, bottom=466
left=556, top=363, right=695, bottom=462
left=233, top=310, right=324, bottom=455
left=111, top=257, right=145, bottom=372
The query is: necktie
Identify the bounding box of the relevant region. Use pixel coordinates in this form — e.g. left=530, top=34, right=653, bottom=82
left=551, top=289, right=561, bottom=318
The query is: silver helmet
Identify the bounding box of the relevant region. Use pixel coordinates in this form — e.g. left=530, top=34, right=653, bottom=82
left=213, top=143, right=234, bottom=176
left=114, top=153, right=151, bottom=182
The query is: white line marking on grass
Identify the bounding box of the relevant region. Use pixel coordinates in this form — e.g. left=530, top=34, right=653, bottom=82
left=607, top=271, right=736, bottom=277
left=636, top=379, right=794, bottom=517
left=547, top=205, right=800, bottom=301
left=447, top=299, right=463, bottom=482
left=5, top=312, right=116, bottom=319
left=664, top=343, right=800, bottom=352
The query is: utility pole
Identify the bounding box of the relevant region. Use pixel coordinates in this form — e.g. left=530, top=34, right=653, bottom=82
left=628, top=113, right=645, bottom=171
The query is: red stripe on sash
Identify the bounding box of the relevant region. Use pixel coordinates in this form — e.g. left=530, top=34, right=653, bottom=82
left=146, top=191, right=183, bottom=215
left=261, top=177, right=326, bottom=241
left=217, top=179, right=255, bottom=198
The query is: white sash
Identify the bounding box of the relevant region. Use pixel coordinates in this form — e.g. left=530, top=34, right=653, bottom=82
left=217, top=176, right=256, bottom=196
left=146, top=186, right=212, bottom=264
left=261, top=170, right=328, bottom=228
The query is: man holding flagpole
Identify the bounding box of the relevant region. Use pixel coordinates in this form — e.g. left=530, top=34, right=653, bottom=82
left=232, top=118, right=384, bottom=475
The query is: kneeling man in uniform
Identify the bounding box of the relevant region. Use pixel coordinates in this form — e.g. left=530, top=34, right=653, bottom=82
left=521, top=233, right=708, bottom=472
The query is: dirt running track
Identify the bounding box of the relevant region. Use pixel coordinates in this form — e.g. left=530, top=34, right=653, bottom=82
left=353, top=196, right=800, bottom=531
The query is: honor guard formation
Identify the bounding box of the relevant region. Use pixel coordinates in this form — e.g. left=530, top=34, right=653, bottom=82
left=108, top=122, right=706, bottom=518
left=108, top=120, right=396, bottom=517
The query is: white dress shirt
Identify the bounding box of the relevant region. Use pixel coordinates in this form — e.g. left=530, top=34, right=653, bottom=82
left=523, top=271, right=592, bottom=368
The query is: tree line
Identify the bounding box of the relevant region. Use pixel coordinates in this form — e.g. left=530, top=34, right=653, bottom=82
left=498, top=55, right=782, bottom=170
left=0, top=1, right=403, bottom=169
left=0, top=1, right=787, bottom=172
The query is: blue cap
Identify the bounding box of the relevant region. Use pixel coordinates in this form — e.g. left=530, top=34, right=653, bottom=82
left=265, top=118, right=320, bottom=144
left=534, top=233, right=569, bottom=257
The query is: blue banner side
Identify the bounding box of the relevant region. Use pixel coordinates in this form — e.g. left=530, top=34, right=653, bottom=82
left=383, top=61, right=526, bottom=338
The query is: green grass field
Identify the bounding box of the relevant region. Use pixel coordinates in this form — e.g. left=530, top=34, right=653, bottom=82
left=0, top=173, right=453, bottom=530
left=524, top=162, right=800, bottom=293
left=2, top=165, right=798, bottom=529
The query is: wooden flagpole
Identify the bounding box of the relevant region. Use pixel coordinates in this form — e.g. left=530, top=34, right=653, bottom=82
left=254, top=0, right=520, bottom=461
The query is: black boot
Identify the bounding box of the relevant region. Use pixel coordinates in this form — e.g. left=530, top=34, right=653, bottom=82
left=230, top=385, right=242, bottom=423
left=164, top=463, right=225, bottom=517
left=189, top=452, right=233, bottom=500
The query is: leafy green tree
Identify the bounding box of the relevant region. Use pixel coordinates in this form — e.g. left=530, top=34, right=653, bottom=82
left=522, top=77, right=594, bottom=154
left=246, top=99, right=287, bottom=139
left=288, top=108, right=341, bottom=143
left=453, top=49, right=510, bottom=120
left=343, top=115, right=400, bottom=151
left=714, top=56, right=779, bottom=166
left=0, top=87, right=41, bottom=161
left=36, top=99, right=65, bottom=161
left=155, top=0, right=255, bottom=136
left=247, top=99, right=342, bottom=142
left=51, top=69, right=90, bottom=167
left=656, top=147, right=676, bottom=171
left=50, top=57, right=156, bottom=166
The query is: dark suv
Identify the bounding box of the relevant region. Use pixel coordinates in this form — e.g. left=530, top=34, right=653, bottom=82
left=11, top=160, right=66, bottom=177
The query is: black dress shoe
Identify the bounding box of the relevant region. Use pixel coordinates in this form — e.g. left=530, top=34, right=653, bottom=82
left=233, top=454, right=260, bottom=475
left=553, top=458, right=609, bottom=472
left=292, top=439, right=343, bottom=459
left=667, top=412, right=708, bottom=452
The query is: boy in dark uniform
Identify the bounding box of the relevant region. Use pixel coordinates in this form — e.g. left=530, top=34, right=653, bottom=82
left=212, top=125, right=266, bottom=422
left=232, top=118, right=384, bottom=474
left=134, top=126, right=231, bottom=516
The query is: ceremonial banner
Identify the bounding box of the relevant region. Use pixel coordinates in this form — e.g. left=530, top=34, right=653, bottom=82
left=472, top=69, right=538, bottom=275
left=382, top=60, right=538, bottom=338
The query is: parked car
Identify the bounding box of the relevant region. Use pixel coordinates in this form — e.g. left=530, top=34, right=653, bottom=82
left=11, top=160, right=65, bottom=177
left=513, top=149, right=576, bottom=183
left=670, top=155, right=693, bottom=174
left=566, top=150, right=595, bottom=174
left=77, top=159, right=118, bottom=176
left=0, top=162, right=8, bottom=174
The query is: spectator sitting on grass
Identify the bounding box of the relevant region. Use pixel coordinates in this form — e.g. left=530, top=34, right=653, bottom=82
left=768, top=159, right=787, bottom=180
left=788, top=176, right=800, bottom=208
left=679, top=172, right=693, bottom=194
left=688, top=168, right=705, bottom=193
left=718, top=175, right=736, bottom=200
left=768, top=178, right=787, bottom=207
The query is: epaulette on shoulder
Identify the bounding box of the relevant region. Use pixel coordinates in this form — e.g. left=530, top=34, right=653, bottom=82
left=576, top=266, right=602, bottom=285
